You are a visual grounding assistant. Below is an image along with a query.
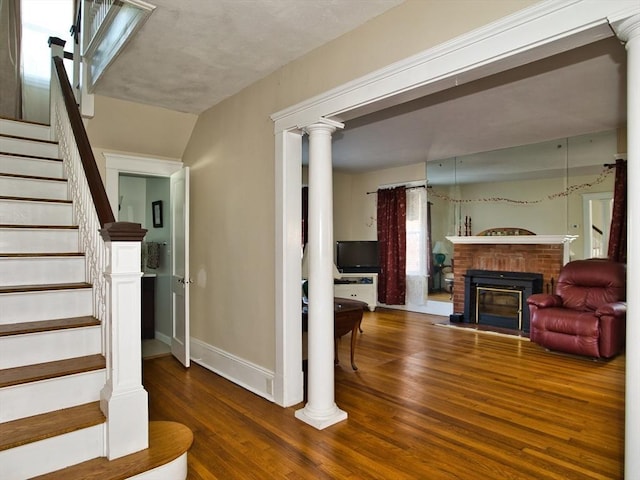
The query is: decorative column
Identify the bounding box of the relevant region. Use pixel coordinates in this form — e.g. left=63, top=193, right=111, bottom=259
left=100, top=222, right=149, bottom=459
left=614, top=13, right=640, bottom=478
left=295, top=118, right=346, bottom=429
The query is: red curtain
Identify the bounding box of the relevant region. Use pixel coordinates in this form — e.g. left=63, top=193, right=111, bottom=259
left=608, top=159, right=627, bottom=263
left=377, top=187, right=407, bottom=304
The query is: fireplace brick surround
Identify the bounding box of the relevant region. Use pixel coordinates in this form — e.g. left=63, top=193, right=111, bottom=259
left=450, top=242, right=565, bottom=315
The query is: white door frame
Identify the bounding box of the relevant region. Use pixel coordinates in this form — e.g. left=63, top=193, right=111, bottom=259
left=271, top=0, right=638, bottom=470
left=104, top=152, right=184, bottom=217
left=104, top=152, right=185, bottom=346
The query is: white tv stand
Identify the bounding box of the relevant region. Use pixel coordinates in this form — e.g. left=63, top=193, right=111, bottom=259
left=334, top=272, right=378, bottom=311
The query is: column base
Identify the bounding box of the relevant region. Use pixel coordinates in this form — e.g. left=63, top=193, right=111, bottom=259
left=295, top=404, right=348, bottom=430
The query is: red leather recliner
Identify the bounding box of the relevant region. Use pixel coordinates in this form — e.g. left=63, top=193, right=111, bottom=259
left=527, top=259, right=626, bottom=358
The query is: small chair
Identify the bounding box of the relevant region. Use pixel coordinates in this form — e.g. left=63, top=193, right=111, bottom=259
left=527, top=259, right=626, bottom=359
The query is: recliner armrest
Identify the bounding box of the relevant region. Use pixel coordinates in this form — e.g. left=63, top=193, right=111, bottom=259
left=596, top=301, right=627, bottom=319
left=526, top=293, right=562, bottom=309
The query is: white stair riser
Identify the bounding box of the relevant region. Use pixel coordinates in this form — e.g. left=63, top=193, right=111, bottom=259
left=0, top=326, right=101, bottom=369
left=0, top=176, right=68, bottom=200
left=0, top=369, right=105, bottom=423
left=0, top=256, right=85, bottom=286
left=0, top=228, right=79, bottom=253
left=0, top=136, right=59, bottom=158
left=0, top=288, right=92, bottom=324
left=0, top=199, right=73, bottom=225
left=0, top=118, right=51, bottom=141
left=0, top=154, right=63, bottom=178
left=0, top=423, right=104, bottom=480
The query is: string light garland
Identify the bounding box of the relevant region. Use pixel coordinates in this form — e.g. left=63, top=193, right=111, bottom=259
left=428, top=166, right=613, bottom=205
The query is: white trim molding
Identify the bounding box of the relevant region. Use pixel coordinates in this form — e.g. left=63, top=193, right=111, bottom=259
left=271, top=0, right=640, bottom=448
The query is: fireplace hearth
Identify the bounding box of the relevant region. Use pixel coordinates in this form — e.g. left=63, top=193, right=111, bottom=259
left=463, top=270, right=543, bottom=333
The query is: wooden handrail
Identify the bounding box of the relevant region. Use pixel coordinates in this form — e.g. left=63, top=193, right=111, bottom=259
left=50, top=39, right=146, bottom=242
left=52, top=55, right=115, bottom=226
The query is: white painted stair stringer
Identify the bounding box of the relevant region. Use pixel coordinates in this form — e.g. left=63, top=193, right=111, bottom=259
left=0, top=118, right=51, bottom=141
left=0, top=175, right=68, bottom=200
left=0, top=154, right=63, bottom=178
left=0, top=198, right=73, bottom=225
left=0, top=255, right=85, bottom=286
left=0, top=325, right=101, bottom=369
left=0, top=227, right=79, bottom=253
left=0, top=288, right=93, bottom=324
left=0, top=423, right=105, bottom=480
left=0, top=369, right=106, bottom=423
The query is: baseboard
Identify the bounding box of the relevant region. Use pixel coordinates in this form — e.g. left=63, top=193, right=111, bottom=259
left=190, top=338, right=275, bottom=402
left=154, top=331, right=171, bottom=346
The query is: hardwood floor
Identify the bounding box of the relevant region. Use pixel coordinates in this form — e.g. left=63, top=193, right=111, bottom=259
left=142, top=308, right=625, bottom=480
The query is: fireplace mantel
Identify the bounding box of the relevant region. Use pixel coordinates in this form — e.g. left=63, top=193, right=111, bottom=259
left=446, top=235, right=578, bottom=264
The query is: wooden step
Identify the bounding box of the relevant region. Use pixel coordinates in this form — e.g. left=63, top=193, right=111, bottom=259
left=33, top=421, right=194, bottom=480
left=0, top=117, right=51, bottom=142
left=0, top=195, right=71, bottom=204
left=0, top=172, right=66, bottom=183
left=0, top=354, right=105, bottom=388
left=0, top=133, right=57, bottom=145
left=0, top=252, right=84, bottom=258
left=0, top=316, right=99, bottom=337
left=0, top=401, right=104, bottom=452
left=0, top=282, right=91, bottom=295
left=0, top=150, right=60, bottom=161
left=0, top=152, right=63, bottom=179
left=0, top=224, right=77, bottom=229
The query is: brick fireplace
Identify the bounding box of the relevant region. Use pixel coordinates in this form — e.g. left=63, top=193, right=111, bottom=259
left=446, top=235, right=577, bottom=316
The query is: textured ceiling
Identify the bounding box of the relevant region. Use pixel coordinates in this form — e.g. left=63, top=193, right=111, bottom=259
left=93, top=0, right=405, bottom=114
left=93, top=2, right=626, bottom=175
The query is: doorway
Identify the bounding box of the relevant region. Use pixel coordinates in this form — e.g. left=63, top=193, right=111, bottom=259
left=104, top=152, right=188, bottom=363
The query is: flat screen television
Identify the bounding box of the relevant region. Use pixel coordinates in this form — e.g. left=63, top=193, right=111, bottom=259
left=336, top=240, right=379, bottom=273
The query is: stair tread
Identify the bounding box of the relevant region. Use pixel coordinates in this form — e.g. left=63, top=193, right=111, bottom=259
left=0, top=282, right=91, bottom=294
left=0, top=252, right=84, bottom=258
left=0, top=354, right=105, bottom=388
left=0, top=115, right=50, bottom=127
left=0, top=172, right=67, bottom=182
left=0, top=151, right=61, bottom=162
left=34, top=421, right=193, bottom=480
left=0, top=316, right=99, bottom=337
left=0, top=224, right=78, bottom=229
left=0, top=401, right=104, bottom=451
left=0, top=133, right=58, bottom=145
left=0, top=195, right=72, bottom=204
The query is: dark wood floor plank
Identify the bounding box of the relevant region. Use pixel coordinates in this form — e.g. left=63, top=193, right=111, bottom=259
left=142, top=308, right=624, bottom=480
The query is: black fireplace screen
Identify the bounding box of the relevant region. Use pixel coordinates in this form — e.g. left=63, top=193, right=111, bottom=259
left=476, top=287, right=523, bottom=330
left=463, top=270, right=543, bottom=332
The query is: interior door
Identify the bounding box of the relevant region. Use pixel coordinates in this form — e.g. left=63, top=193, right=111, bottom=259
left=171, top=167, right=190, bottom=367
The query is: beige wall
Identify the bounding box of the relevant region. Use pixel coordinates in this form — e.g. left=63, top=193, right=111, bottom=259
left=86, top=94, right=197, bottom=179
left=182, top=0, right=538, bottom=370
left=334, top=163, right=426, bottom=243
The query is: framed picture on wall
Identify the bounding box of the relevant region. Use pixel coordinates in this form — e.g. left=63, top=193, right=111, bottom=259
left=152, top=200, right=163, bottom=228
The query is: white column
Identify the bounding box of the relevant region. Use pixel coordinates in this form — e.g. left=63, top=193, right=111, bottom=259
left=295, top=119, right=345, bottom=429
left=100, top=239, right=149, bottom=459
left=615, top=14, right=640, bottom=479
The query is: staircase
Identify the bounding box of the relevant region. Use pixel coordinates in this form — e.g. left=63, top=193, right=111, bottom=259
left=0, top=118, right=192, bottom=479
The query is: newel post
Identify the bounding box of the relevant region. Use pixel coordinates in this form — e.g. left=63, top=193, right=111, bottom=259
left=99, top=221, right=149, bottom=460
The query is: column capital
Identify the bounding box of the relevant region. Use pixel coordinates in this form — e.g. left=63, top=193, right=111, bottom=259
left=301, top=118, right=344, bottom=135
left=612, top=14, right=640, bottom=45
